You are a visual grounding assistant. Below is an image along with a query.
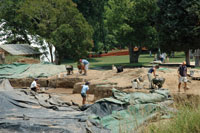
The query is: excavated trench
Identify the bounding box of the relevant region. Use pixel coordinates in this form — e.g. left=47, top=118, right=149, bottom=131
left=8, top=77, right=117, bottom=101
left=8, top=77, right=200, bottom=106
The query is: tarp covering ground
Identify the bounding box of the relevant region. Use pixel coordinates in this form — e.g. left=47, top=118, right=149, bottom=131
left=0, top=79, right=109, bottom=133
left=0, top=63, right=66, bottom=78
left=0, top=80, right=174, bottom=133
left=85, top=89, right=174, bottom=133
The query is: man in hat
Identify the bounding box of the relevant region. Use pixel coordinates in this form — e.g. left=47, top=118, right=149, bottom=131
left=30, top=78, right=40, bottom=92
left=178, top=61, right=189, bottom=92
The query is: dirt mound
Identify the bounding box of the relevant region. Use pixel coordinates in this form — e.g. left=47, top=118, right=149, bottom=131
left=17, top=58, right=40, bottom=64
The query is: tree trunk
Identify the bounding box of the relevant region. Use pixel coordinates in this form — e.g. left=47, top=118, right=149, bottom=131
left=128, top=45, right=140, bottom=63
left=47, top=43, right=54, bottom=63
left=185, top=50, right=190, bottom=66
left=54, top=50, right=61, bottom=65
left=128, top=44, right=134, bottom=63
left=133, top=52, right=140, bottom=63
left=195, top=56, right=200, bottom=67
left=195, top=49, right=200, bottom=67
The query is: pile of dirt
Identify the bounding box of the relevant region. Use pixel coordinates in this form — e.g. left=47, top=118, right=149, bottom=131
left=17, top=58, right=40, bottom=64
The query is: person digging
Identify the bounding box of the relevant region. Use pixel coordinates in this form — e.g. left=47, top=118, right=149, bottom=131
left=79, top=59, right=89, bottom=75
left=77, top=61, right=84, bottom=74
left=81, top=82, right=90, bottom=105
left=147, top=65, right=160, bottom=89
left=30, top=78, right=40, bottom=92
left=177, top=61, right=189, bottom=92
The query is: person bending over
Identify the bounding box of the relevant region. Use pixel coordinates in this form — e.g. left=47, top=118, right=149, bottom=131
left=79, top=59, right=89, bottom=75
left=30, top=78, right=40, bottom=92
left=147, top=65, right=159, bottom=89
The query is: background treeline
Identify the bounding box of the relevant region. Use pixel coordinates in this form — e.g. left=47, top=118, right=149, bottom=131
left=0, top=0, right=199, bottom=64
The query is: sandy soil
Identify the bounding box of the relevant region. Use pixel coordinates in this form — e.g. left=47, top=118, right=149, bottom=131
left=46, top=67, right=200, bottom=105
left=46, top=88, right=94, bottom=105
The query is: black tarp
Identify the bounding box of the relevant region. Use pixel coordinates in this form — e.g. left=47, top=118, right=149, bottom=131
left=0, top=79, right=110, bottom=133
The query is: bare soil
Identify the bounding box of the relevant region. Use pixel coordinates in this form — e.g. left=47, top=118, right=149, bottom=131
left=45, top=88, right=94, bottom=105
left=44, top=67, right=200, bottom=106
left=17, top=58, right=40, bottom=64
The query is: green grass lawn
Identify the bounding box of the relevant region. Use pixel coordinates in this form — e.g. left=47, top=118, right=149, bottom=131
left=62, top=52, right=186, bottom=68
left=4, top=55, right=40, bottom=64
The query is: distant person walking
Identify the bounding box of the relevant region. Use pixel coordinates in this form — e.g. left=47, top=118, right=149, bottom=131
left=79, top=59, right=89, bottom=75
left=147, top=65, right=159, bottom=89
left=178, top=61, right=189, bottom=92
left=81, top=82, right=90, bottom=105
left=30, top=78, right=40, bottom=92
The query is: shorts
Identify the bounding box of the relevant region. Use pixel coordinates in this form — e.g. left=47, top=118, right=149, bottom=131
left=31, top=87, right=37, bottom=92
left=147, top=73, right=152, bottom=82
left=84, top=64, right=89, bottom=70
left=179, top=76, right=187, bottom=83
left=81, top=93, right=86, bottom=98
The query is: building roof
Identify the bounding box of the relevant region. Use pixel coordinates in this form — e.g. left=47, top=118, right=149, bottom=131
left=0, top=44, right=41, bottom=56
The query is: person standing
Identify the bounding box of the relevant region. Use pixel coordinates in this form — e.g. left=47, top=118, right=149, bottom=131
left=178, top=61, right=188, bottom=92
left=30, top=78, right=40, bottom=92
left=147, top=65, right=159, bottom=89
left=80, top=59, right=89, bottom=75
left=81, top=82, right=90, bottom=105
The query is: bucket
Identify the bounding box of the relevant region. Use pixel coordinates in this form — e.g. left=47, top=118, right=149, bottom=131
left=132, top=82, right=138, bottom=89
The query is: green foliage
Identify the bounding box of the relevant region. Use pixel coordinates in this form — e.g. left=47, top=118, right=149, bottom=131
left=74, top=0, right=108, bottom=53
left=105, top=0, right=158, bottom=63
left=17, top=0, right=93, bottom=61
left=0, top=0, right=30, bottom=44
left=4, top=55, right=39, bottom=64
left=62, top=52, right=186, bottom=68
left=156, top=0, right=200, bottom=52
left=149, top=106, right=200, bottom=133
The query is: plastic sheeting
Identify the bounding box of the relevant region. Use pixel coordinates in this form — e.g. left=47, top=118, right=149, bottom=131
left=0, top=63, right=66, bottom=79
left=0, top=81, right=110, bottom=133
left=85, top=88, right=174, bottom=133
left=0, top=79, right=13, bottom=91
left=0, top=80, right=174, bottom=133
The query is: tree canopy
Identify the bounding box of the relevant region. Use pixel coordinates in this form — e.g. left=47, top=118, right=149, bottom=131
left=105, top=0, right=158, bottom=63
left=0, top=0, right=30, bottom=44
left=74, top=0, right=108, bottom=53
left=156, top=0, right=200, bottom=64
left=0, top=0, right=93, bottom=63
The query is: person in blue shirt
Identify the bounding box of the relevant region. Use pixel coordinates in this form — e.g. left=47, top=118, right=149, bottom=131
left=147, top=65, right=159, bottom=89
left=81, top=82, right=90, bottom=105
left=79, top=59, right=89, bottom=75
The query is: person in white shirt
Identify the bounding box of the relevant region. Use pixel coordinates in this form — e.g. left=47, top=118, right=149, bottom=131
left=81, top=82, right=90, bottom=105
left=30, top=79, right=40, bottom=92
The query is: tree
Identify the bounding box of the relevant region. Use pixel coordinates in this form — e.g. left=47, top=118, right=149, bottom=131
left=74, top=0, right=108, bottom=53
left=0, top=0, right=54, bottom=62
left=105, top=0, right=158, bottom=63
left=0, top=0, right=30, bottom=44
left=156, top=0, right=200, bottom=65
left=18, top=0, right=93, bottom=63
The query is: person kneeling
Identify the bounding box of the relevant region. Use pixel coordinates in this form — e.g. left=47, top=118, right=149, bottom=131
left=30, top=78, right=40, bottom=92
left=81, top=82, right=90, bottom=105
